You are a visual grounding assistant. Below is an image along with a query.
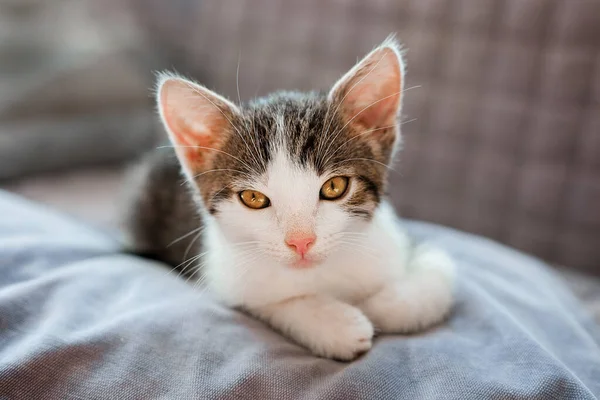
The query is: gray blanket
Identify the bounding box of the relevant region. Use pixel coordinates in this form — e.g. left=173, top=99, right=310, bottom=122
left=0, top=191, right=599, bottom=399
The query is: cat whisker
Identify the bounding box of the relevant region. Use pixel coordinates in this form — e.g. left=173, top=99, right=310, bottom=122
left=224, top=256, right=266, bottom=301
left=189, top=168, right=254, bottom=182
left=177, top=243, right=263, bottom=279
left=329, top=157, right=397, bottom=172
left=336, top=236, right=375, bottom=245
left=185, top=240, right=261, bottom=269
left=236, top=51, right=242, bottom=106
left=184, top=245, right=262, bottom=285
left=160, top=251, right=205, bottom=280
left=206, top=184, right=236, bottom=205
left=338, top=124, right=397, bottom=147
left=168, top=226, right=205, bottom=247
left=178, top=252, right=205, bottom=270
left=185, top=262, right=205, bottom=285
left=331, top=117, right=418, bottom=159
left=400, top=117, right=417, bottom=127
left=191, top=250, right=262, bottom=292
left=332, top=231, right=372, bottom=238
left=402, top=85, right=422, bottom=93
left=336, top=237, right=379, bottom=250
left=185, top=241, right=262, bottom=265
left=183, top=229, right=204, bottom=262
left=336, top=242, right=381, bottom=261
left=177, top=255, right=205, bottom=279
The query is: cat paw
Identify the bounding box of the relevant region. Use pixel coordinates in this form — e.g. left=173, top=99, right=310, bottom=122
left=308, top=306, right=374, bottom=361
left=411, top=244, right=456, bottom=285
left=359, top=247, right=456, bottom=334
left=253, top=297, right=375, bottom=361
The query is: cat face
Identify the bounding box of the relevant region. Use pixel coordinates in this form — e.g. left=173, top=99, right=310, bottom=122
left=157, top=38, right=405, bottom=268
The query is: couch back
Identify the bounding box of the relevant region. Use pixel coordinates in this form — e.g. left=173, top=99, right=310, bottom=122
left=128, top=0, right=600, bottom=273
left=5, top=0, right=597, bottom=272
left=0, top=0, right=159, bottom=179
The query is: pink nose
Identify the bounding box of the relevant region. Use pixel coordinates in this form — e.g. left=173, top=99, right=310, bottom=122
left=285, top=235, right=316, bottom=257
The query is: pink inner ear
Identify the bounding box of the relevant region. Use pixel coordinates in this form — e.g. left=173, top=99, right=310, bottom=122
left=168, top=116, right=208, bottom=165
left=352, top=88, right=401, bottom=129
left=159, top=79, right=226, bottom=169
left=334, top=46, right=403, bottom=130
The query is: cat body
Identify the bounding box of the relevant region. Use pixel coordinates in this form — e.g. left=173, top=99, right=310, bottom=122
left=123, top=37, right=455, bottom=360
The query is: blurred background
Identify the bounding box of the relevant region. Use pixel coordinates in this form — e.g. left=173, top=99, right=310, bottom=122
left=1, top=0, right=599, bottom=280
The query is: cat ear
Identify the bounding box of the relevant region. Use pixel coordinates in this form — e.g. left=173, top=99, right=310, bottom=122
left=329, top=38, right=404, bottom=133
left=156, top=73, right=240, bottom=173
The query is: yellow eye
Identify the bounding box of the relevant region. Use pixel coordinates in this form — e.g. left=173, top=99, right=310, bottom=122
left=320, top=176, right=349, bottom=200
left=239, top=190, right=271, bottom=209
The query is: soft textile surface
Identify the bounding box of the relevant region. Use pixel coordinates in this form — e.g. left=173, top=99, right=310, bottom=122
left=560, top=269, right=600, bottom=325
left=0, top=191, right=599, bottom=399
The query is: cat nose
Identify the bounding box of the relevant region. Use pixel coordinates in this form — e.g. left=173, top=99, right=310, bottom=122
left=285, top=235, right=316, bottom=257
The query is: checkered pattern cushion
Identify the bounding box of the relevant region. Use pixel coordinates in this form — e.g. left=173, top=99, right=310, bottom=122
left=129, top=0, right=600, bottom=273
left=0, top=0, right=157, bottom=179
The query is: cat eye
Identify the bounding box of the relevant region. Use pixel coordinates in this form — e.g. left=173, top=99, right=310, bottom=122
left=239, top=190, right=271, bottom=209
left=320, top=176, right=349, bottom=200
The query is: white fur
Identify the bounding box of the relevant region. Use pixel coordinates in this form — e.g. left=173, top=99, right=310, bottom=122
left=202, top=150, right=455, bottom=361
left=160, top=39, right=456, bottom=361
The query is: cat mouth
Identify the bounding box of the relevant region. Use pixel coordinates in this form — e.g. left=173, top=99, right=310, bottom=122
left=290, top=257, right=317, bottom=269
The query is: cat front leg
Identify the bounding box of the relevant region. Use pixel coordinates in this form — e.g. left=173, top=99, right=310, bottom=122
left=249, top=295, right=374, bottom=361
left=358, top=244, right=456, bottom=334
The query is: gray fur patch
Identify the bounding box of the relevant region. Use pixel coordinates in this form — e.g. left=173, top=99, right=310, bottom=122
left=200, top=90, right=396, bottom=216
left=123, top=90, right=398, bottom=267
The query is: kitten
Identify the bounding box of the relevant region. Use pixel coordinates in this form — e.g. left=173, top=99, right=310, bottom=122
left=122, top=37, right=455, bottom=361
